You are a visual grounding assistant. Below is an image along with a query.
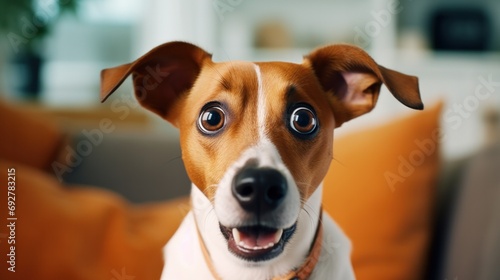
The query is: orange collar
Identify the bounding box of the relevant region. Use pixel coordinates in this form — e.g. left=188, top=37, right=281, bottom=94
left=196, top=211, right=323, bottom=280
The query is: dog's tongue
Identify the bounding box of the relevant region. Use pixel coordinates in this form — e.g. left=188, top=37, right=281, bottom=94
left=234, top=227, right=283, bottom=248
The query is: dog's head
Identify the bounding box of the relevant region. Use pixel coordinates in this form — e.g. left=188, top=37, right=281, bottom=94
left=101, top=41, right=421, bottom=271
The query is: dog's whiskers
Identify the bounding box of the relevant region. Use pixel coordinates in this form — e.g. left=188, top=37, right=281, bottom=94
left=332, top=156, right=345, bottom=167
left=203, top=207, right=217, bottom=229
left=163, top=155, right=183, bottom=166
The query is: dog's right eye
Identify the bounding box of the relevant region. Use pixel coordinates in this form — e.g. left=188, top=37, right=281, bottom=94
left=198, top=105, right=226, bottom=135
left=287, top=104, right=319, bottom=140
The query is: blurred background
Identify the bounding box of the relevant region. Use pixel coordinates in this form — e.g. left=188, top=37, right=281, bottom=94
left=1, top=1, right=499, bottom=279
left=1, top=0, right=499, bottom=160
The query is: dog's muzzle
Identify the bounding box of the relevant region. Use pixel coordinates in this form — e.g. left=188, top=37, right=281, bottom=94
left=218, top=167, right=296, bottom=261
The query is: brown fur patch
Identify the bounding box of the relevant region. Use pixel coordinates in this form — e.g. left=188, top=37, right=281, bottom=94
left=257, top=62, right=335, bottom=200
left=178, top=61, right=261, bottom=199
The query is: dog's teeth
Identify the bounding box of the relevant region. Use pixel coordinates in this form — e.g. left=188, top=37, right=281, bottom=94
left=233, top=228, right=282, bottom=251
left=232, top=228, right=241, bottom=244
left=238, top=242, right=252, bottom=250
left=273, top=229, right=283, bottom=244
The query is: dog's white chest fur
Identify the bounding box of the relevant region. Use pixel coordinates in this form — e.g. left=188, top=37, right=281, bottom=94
left=162, top=201, right=355, bottom=279
left=162, top=212, right=213, bottom=279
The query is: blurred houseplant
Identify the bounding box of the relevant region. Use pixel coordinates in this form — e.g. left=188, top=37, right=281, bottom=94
left=0, top=0, right=79, bottom=99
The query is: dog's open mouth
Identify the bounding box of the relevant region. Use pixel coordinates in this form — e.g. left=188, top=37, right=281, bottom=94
left=219, top=223, right=296, bottom=261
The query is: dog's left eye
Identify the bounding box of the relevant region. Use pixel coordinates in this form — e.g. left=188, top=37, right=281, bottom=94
left=289, top=106, right=318, bottom=136
left=198, top=105, right=226, bottom=134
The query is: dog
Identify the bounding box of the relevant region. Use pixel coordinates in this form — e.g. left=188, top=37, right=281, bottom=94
left=100, top=41, right=422, bottom=279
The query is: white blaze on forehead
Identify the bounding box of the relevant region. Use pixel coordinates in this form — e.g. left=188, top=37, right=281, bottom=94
left=252, top=63, right=280, bottom=167
left=254, top=64, right=266, bottom=139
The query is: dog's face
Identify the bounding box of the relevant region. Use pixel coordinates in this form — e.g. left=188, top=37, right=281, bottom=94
left=180, top=61, right=336, bottom=261
left=101, top=42, right=422, bottom=264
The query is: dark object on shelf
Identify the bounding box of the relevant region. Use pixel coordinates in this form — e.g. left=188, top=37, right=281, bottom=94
left=11, top=51, right=43, bottom=99
left=430, top=7, right=491, bottom=51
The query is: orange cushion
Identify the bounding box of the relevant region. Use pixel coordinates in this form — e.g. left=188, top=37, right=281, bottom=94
left=0, top=160, right=189, bottom=280
left=0, top=100, right=64, bottom=171
left=0, top=100, right=441, bottom=280
left=323, top=102, right=442, bottom=280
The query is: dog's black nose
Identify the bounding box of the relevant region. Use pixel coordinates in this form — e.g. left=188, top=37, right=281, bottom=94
left=232, top=167, right=287, bottom=213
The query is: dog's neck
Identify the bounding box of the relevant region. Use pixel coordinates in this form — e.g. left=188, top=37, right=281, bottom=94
left=191, top=184, right=323, bottom=280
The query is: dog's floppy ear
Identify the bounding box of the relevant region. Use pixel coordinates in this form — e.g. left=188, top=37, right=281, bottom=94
left=304, top=44, right=423, bottom=127
left=100, top=41, right=212, bottom=122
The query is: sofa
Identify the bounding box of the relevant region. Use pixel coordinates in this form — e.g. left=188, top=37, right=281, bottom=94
left=1, top=99, right=499, bottom=280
